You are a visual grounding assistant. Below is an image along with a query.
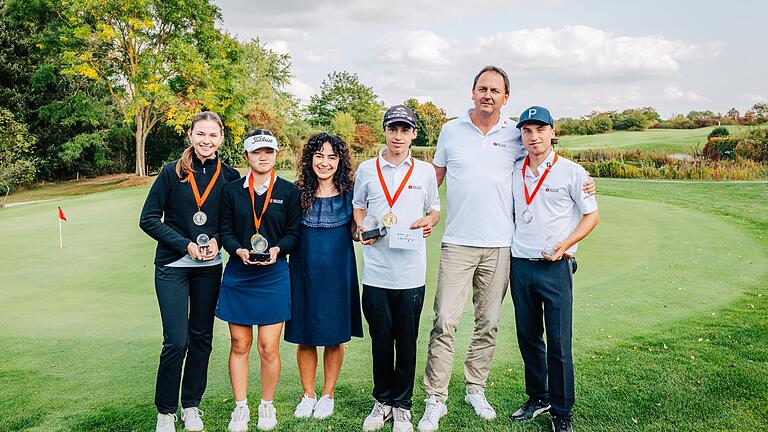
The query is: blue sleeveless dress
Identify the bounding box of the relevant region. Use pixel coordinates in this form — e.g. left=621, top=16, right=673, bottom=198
left=285, top=192, right=363, bottom=346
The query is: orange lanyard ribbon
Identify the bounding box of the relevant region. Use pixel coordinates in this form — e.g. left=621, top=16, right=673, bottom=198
left=188, top=160, right=222, bottom=210
left=248, top=170, right=276, bottom=232
left=523, top=153, right=559, bottom=205
left=376, top=156, right=415, bottom=209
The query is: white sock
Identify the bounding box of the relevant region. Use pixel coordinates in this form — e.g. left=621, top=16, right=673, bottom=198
left=261, top=399, right=273, bottom=406
left=236, top=399, right=248, bottom=408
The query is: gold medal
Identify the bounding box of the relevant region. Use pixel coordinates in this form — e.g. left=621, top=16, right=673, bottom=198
left=382, top=211, right=398, bottom=228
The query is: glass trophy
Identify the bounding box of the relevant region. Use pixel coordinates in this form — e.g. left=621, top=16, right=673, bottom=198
left=196, top=233, right=210, bottom=255
left=249, top=233, right=271, bottom=262
left=361, top=215, right=387, bottom=241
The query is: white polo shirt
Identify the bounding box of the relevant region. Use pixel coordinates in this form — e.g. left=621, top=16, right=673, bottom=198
left=433, top=109, right=525, bottom=247
left=353, top=149, right=440, bottom=289
left=511, top=150, right=598, bottom=259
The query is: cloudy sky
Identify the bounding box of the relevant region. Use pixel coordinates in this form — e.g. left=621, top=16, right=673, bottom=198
left=213, top=0, right=766, bottom=119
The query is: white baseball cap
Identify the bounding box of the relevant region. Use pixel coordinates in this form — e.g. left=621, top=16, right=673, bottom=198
left=243, top=131, right=278, bottom=152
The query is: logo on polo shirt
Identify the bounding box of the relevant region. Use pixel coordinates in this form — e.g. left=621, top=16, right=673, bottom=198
left=408, top=185, right=422, bottom=190
left=270, top=198, right=284, bottom=204
left=545, top=187, right=563, bottom=193
left=492, top=142, right=507, bottom=148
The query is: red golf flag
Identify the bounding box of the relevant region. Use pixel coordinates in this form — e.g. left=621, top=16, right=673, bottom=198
left=58, top=207, right=67, bottom=222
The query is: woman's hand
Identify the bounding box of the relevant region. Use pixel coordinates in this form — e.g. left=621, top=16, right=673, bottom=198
left=187, top=242, right=204, bottom=260
left=255, top=246, right=280, bottom=265
left=236, top=248, right=252, bottom=265
left=200, top=237, right=219, bottom=260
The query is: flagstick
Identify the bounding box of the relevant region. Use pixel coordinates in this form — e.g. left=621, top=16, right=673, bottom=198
left=59, top=217, right=63, bottom=248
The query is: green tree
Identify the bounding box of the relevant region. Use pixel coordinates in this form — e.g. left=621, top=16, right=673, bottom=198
left=307, top=71, right=384, bottom=130
left=751, top=103, right=768, bottom=121
left=0, top=108, right=36, bottom=191
left=329, top=111, right=356, bottom=144
left=59, top=0, right=237, bottom=176
left=2, top=0, right=133, bottom=179
left=404, top=98, right=448, bottom=147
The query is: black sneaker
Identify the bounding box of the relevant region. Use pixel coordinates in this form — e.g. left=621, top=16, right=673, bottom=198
left=551, top=414, right=573, bottom=432
left=510, top=398, right=550, bottom=421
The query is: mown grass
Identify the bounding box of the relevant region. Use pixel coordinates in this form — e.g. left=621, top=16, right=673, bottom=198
left=0, top=179, right=766, bottom=431
left=558, top=125, right=746, bottom=154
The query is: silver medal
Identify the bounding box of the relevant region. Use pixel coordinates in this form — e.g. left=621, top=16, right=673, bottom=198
left=192, top=211, right=207, bottom=226
left=522, top=209, right=533, bottom=224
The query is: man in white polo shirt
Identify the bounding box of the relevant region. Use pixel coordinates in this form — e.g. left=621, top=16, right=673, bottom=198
left=509, top=106, right=598, bottom=432
left=419, top=66, right=595, bottom=432
left=353, top=104, right=440, bottom=432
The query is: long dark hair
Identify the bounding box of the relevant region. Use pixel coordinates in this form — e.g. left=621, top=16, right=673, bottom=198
left=295, top=133, right=355, bottom=213
left=175, top=111, right=224, bottom=182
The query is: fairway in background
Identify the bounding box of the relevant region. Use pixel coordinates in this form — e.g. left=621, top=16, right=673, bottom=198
left=558, top=125, right=744, bottom=154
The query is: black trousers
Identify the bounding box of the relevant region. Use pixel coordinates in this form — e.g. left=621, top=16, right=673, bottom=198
left=362, top=284, right=425, bottom=410
left=510, top=258, right=574, bottom=417
left=154, top=264, right=222, bottom=414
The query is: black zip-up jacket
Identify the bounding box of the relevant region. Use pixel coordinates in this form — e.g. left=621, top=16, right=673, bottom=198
left=139, top=156, right=241, bottom=265
left=219, top=175, right=301, bottom=258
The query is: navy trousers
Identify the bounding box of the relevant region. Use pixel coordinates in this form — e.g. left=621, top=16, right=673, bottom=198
left=510, top=258, right=574, bottom=417
left=154, top=264, right=222, bottom=414
left=362, top=284, right=425, bottom=410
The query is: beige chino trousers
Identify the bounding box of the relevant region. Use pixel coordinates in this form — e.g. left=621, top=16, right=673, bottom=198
left=423, top=243, right=510, bottom=402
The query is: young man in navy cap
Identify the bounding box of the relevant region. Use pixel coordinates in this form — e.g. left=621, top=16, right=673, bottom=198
left=509, top=106, right=598, bottom=432
left=353, top=104, right=440, bottom=432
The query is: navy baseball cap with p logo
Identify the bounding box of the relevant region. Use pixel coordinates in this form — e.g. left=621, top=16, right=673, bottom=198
left=516, top=106, right=554, bottom=128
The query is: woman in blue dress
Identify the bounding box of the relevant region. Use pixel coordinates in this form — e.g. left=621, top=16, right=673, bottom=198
left=286, top=132, right=363, bottom=420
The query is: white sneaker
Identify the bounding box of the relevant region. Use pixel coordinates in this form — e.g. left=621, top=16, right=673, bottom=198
left=363, top=401, right=392, bottom=431
left=228, top=405, right=250, bottom=432
left=464, top=388, right=496, bottom=420
left=181, top=407, right=204, bottom=431
left=392, top=407, right=414, bottom=432
left=257, top=402, right=277, bottom=430
left=312, top=394, right=334, bottom=419
left=294, top=393, right=317, bottom=418
left=156, top=413, right=177, bottom=432
left=417, top=395, right=447, bottom=432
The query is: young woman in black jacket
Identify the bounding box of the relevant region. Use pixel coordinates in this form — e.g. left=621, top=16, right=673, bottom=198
left=139, top=112, right=240, bottom=432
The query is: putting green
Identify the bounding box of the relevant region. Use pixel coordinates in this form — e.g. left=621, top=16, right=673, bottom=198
left=0, top=185, right=765, bottom=431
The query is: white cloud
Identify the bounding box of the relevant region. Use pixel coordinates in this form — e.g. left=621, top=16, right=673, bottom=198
left=303, top=49, right=342, bottom=64
left=746, top=93, right=767, bottom=103
left=264, top=40, right=290, bottom=55
left=663, top=86, right=703, bottom=102
left=287, top=78, right=314, bottom=104
left=474, top=26, right=720, bottom=79
left=375, top=31, right=451, bottom=65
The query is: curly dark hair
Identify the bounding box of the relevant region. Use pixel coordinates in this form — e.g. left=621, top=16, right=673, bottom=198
left=295, top=132, right=355, bottom=213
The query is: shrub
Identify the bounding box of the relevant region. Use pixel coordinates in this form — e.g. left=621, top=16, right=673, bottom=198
left=735, top=139, right=767, bottom=162
left=411, top=146, right=436, bottom=162
left=708, top=126, right=730, bottom=139
left=702, top=137, right=739, bottom=160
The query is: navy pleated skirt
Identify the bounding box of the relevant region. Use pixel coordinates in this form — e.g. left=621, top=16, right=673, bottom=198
left=215, top=257, right=290, bottom=326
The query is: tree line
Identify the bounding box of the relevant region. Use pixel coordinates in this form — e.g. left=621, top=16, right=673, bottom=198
left=1, top=0, right=765, bottom=193
left=0, top=0, right=449, bottom=193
